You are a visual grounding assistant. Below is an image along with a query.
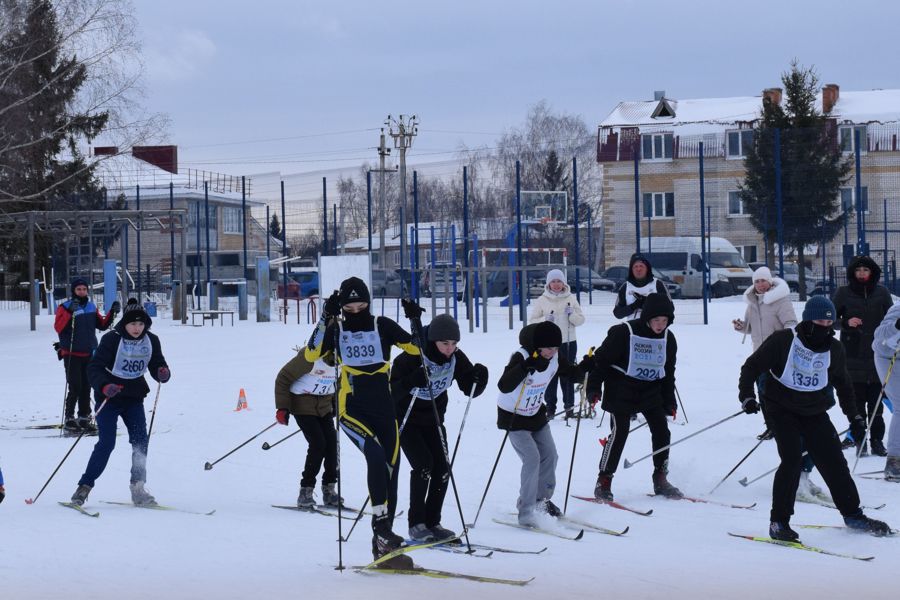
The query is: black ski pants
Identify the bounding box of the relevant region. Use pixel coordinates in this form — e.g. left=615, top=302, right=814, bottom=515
left=853, top=380, right=885, bottom=443
left=400, top=421, right=450, bottom=528
left=294, top=413, right=337, bottom=488
left=63, top=355, right=92, bottom=419
left=767, top=402, right=861, bottom=523
left=598, top=405, right=671, bottom=475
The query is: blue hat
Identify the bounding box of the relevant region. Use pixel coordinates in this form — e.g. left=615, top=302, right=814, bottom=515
left=802, top=296, right=835, bottom=322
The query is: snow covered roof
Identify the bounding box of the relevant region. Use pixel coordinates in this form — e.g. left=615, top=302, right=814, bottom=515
left=600, top=88, right=900, bottom=131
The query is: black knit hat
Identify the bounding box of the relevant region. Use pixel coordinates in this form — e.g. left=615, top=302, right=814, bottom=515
left=427, top=314, right=461, bottom=341
left=532, top=321, right=562, bottom=349
left=71, top=277, right=89, bottom=294
left=119, top=298, right=152, bottom=328
left=641, top=294, right=675, bottom=325
left=339, top=277, right=371, bottom=306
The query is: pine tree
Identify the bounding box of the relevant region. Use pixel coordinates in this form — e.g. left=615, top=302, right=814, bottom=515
left=739, top=61, right=851, bottom=299
left=270, top=213, right=282, bottom=239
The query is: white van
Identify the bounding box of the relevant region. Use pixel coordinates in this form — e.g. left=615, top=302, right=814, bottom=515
left=639, top=237, right=754, bottom=298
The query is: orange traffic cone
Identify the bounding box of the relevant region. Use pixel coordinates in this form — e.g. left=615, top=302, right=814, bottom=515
left=234, top=388, right=250, bottom=411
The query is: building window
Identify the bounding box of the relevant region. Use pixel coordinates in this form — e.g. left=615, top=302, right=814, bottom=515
left=728, top=191, right=747, bottom=215
left=223, top=207, right=244, bottom=234
left=741, top=245, right=757, bottom=262
left=840, top=186, right=869, bottom=214
left=642, top=192, right=675, bottom=218
left=187, top=202, right=218, bottom=229
left=839, top=125, right=867, bottom=154
left=641, top=133, right=673, bottom=161
left=727, top=130, right=754, bottom=158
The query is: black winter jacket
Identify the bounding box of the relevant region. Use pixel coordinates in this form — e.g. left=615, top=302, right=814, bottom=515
left=88, top=322, right=167, bottom=402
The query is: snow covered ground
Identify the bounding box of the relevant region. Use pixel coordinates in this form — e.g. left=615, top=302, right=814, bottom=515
left=1, top=294, right=897, bottom=599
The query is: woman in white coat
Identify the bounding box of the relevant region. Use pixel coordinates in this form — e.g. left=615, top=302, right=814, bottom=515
left=733, top=267, right=797, bottom=352
left=528, top=269, right=585, bottom=418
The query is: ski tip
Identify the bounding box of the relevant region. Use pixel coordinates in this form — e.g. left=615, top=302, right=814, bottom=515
left=261, top=442, right=271, bottom=450
left=573, top=529, right=585, bottom=540
left=621, top=526, right=630, bottom=535
left=738, top=478, right=749, bottom=487
left=623, top=459, right=633, bottom=469
left=203, top=462, right=213, bottom=471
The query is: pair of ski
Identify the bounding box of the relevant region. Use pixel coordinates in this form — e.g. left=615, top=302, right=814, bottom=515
left=354, top=535, right=534, bottom=586
left=571, top=493, right=755, bottom=515
left=727, top=531, right=891, bottom=562
left=798, top=493, right=886, bottom=511
left=59, top=501, right=215, bottom=517
left=271, top=504, right=404, bottom=520
left=492, top=511, right=628, bottom=539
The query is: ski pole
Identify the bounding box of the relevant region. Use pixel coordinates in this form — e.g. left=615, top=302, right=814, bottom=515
left=564, top=348, right=593, bottom=514
left=203, top=422, right=278, bottom=470
left=449, top=383, right=477, bottom=469
left=26, top=399, right=108, bottom=505
left=623, top=410, right=744, bottom=469
left=147, top=382, right=162, bottom=438
left=674, top=384, right=689, bottom=424
left=739, top=427, right=850, bottom=487
left=708, top=437, right=765, bottom=495
left=261, top=427, right=302, bottom=450
left=852, top=345, right=899, bottom=473
left=330, top=315, right=345, bottom=572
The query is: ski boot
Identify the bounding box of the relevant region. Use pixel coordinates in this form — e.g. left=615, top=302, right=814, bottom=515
left=885, top=456, right=900, bottom=482
left=844, top=510, right=893, bottom=536
left=71, top=484, right=92, bottom=506
left=769, top=521, right=800, bottom=542
left=130, top=481, right=157, bottom=506
left=541, top=499, right=563, bottom=517
left=840, top=436, right=855, bottom=450
left=297, top=486, right=315, bottom=508
left=594, top=472, right=614, bottom=501
left=870, top=440, right=888, bottom=457
left=77, top=417, right=97, bottom=433
left=565, top=407, right=575, bottom=420
left=652, top=462, right=684, bottom=499
left=429, top=523, right=459, bottom=543
left=64, top=418, right=80, bottom=433
left=321, top=482, right=343, bottom=507
left=372, top=519, right=413, bottom=569
left=797, top=471, right=830, bottom=503
left=408, top=523, right=436, bottom=542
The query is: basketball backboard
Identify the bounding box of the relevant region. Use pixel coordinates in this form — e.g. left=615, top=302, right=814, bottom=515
left=520, top=191, right=567, bottom=223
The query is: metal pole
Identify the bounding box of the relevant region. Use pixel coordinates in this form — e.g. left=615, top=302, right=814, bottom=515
left=242, top=176, right=248, bottom=279
left=28, top=213, right=36, bottom=331
left=699, top=141, right=708, bottom=325
left=204, top=181, right=211, bottom=286
left=774, top=129, right=784, bottom=274
left=463, top=166, right=469, bottom=321
left=281, top=180, right=288, bottom=321
left=572, top=156, right=580, bottom=304
left=322, top=177, right=328, bottom=256
left=366, top=170, right=372, bottom=255
left=266, top=205, right=271, bottom=258
left=515, top=160, right=524, bottom=323
left=855, top=129, right=864, bottom=255
left=136, top=185, right=141, bottom=301
left=169, top=183, right=175, bottom=291
left=332, top=204, right=337, bottom=254
left=634, top=154, right=641, bottom=252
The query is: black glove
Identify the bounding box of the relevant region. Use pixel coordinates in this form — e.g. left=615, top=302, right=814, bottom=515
left=631, top=294, right=645, bottom=309
left=578, top=354, right=595, bottom=373
left=401, top=298, right=425, bottom=320
left=470, top=363, right=489, bottom=397
left=109, top=300, right=121, bottom=316
left=323, top=291, right=341, bottom=319
left=895, top=318, right=900, bottom=330
left=741, top=397, right=760, bottom=414
left=404, top=368, right=429, bottom=389
left=757, top=429, right=775, bottom=441
left=523, top=354, right=549, bottom=372
left=52, top=341, right=64, bottom=361
left=849, top=415, right=866, bottom=443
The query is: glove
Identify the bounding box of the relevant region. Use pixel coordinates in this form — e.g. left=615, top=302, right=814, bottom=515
left=523, top=354, right=549, bottom=372
left=102, top=383, right=124, bottom=398
left=109, top=300, right=121, bottom=316
left=631, top=294, right=645, bottom=309
left=589, top=393, right=601, bottom=408
left=757, top=429, right=775, bottom=441
left=545, top=313, right=556, bottom=323
left=849, top=415, right=866, bottom=443
left=401, top=298, right=425, bottom=320
left=565, top=305, right=574, bottom=315
left=276, top=408, right=290, bottom=425
left=0, top=486, right=5, bottom=504
left=578, top=354, right=595, bottom=373
left=666, top=403, right=677, bottom=420
left=470, top=363, right=489, bottom=397
left=741, top=397, right=760, bottom=414
left=157, top=366, right=171, bottom=383
left=323, top=291, right=341, bottom=319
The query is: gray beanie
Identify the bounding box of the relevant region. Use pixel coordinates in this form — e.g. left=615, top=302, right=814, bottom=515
left=427, top=314, right=461, bottom=341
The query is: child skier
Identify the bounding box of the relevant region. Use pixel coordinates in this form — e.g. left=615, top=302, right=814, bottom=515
left=738, top=296, right=892, bottom=540
left=587, top=293, right=683, bottom=501
left=70, top=300, right=169, bottom=507
left=497, top=320, right=592, bottom=526
left=390, top=313, right=488, bottom=542
left=304, top=277, right=421, bottom=565
left=274, top=338, right=341, bottom=509
left=54, top=277, right=120, bottom=431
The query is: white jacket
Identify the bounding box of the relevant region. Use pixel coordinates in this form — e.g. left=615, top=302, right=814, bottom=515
left=738, top=277, right=797, bottom=351
left=528, top=281, right=586, bottom=344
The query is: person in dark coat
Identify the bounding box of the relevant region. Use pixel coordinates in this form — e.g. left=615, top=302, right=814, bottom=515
left=613, top=253, right=670, bottom=320
left=832, top=256, right=894, bottom=456
left=587, top=293, right=682, bottom=501
left=70, top=299, right=169, bottom=507
left=53, top=277, right=120, bottom=431
left=390, top=314, right=488, bottom=542
left=738, top=296, right=891, bottom=541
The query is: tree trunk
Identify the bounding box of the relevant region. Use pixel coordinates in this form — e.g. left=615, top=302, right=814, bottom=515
left=797, top=245, right=808, bottom=301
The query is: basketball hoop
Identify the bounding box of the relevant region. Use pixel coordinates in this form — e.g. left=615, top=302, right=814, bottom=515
left=540, top=217, right=552, bottom=226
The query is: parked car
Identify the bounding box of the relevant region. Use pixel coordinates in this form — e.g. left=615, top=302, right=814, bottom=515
left=642, top=237, right=753, bottom=298
left=423, top=264, right=464, bottom=301
left=277, top=269, right=319, bottom=299
left=371, top=269, right=411, bottom=298
left=526, top=266, right=615, bottom=297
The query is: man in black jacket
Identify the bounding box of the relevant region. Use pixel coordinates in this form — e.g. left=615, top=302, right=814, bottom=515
left=738, top=296, right=891, bottom=541
left=832, top=255, right=893, bottom=456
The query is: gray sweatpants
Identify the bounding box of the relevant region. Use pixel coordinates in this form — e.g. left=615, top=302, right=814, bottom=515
left=509, top=425, right=558, bottom=520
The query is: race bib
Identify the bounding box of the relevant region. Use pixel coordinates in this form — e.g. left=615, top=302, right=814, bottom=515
left=338, top=328, right=383, bottom=367
left=411, top=355, right=456, bottom=401
left=776, top=332, right=830, bottom=392
left=290, top=359, right=337, bottom=395
left=109, top=336, right=152, bottom=380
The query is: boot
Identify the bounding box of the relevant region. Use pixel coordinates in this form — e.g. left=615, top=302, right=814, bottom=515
left=856, top=441, right=869, bottom=457
left=652, top=462, right=684, bottom=499
left=130, top=481, right=157, bottom=506
left=372, top=519, right=413, bottom=568
left=408, top=523, right=436, bottom=542
left=797, top=471, right=830, bottom=502
left=594, top=472, right=613, bottom=501
left=841, top=436, right=855, bottom=450
left=321, top=482, right=343, bottom=507
left=64, top=418, right=80, bottom=432
left=870, top=440, right=887, bottom=457
left=71, top=484, right=92, bottom=506
left=540, top=499, right=562, bottom=517
left=843, top=510, right=893, bottom=537
left=296, top=486, right=315, bottom=508
left=769, top=521, right=800, bottom=542
left=77, top=416, right=97, bottom=432
left=565, top=407, right=575, bottom=420
left=885, top=456, right=900, bottom=482
left=429, top=523, right=458, bottom=542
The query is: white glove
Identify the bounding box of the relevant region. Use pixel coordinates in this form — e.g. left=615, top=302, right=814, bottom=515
left=546, top=313, right=555, bottom=323
left=565, top=306, right=573, bottom=315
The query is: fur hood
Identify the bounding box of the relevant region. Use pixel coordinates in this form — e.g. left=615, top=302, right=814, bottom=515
left=744, top=277, right=790, bottom=305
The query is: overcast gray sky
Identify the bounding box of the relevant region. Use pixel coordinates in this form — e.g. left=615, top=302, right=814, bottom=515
left=131, top=0, right=898, bottom=181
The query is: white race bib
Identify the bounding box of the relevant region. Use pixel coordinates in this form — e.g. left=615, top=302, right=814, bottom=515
left=612, top=322, right=667, bottom=381
left=290, top=359, right=337, bottom=395
left=338, top=327, right=383, bottom=367
left=109, top=336, right=152, bottom=380
left=411, top=355, right=456, bottom=401
left=775, top=331, right=830, bottom=392
left=497, top=350, right=558, bottom=416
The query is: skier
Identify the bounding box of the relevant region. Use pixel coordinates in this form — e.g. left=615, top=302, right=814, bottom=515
left=871, top=303, right=900, bottom=481
left=612, top=253, right=670, bottom=320
left=53, top=277, right=120, bottom=431
left=70, top=299, right=170, bottom=507
left=832, top=256, right=893, bottom=456
left=303, top=277, right=421, bottom=566
left=587, top=293, right=683, bottom=501
left=738, top=296, right=892, bottom=541
left=391, top=313, right=488, bottom=542
left=528, top=269, right=585, bottom=419
left=497, top=320, right=592, bottom=527
left=274, top=336, right=341, bottom=509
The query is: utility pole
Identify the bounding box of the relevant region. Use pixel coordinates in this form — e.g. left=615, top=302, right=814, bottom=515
left=387, top=114, right=418, bottom=275
left=371, top=130, right=394, bottom=269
